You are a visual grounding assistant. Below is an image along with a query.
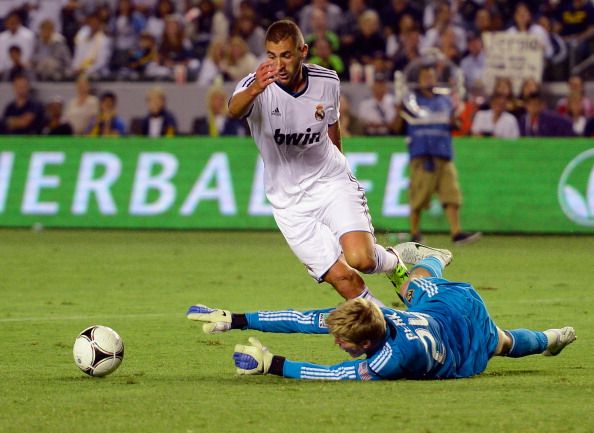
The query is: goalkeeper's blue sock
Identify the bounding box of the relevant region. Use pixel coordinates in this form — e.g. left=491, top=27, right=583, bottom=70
left=505, top=329, right=548, bottom=357
left=411, top=257, right=444, bottom=278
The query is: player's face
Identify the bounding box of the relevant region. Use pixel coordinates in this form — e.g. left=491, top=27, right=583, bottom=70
left=334, top=336, right=367, bottom=358
left=265, top=37, right=308, bottom=89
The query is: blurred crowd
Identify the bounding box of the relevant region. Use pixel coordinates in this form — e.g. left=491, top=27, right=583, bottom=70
left=0, top=0, right=593, bottom=137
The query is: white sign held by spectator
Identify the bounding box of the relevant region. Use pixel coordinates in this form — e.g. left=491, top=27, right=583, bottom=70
left=482, top=32, right=543, bottom=95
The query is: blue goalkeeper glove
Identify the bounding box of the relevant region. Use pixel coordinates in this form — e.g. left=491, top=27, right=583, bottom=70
left=186, top=304, right=232, bottom=334
left=233, top=337, right=274, bottom=375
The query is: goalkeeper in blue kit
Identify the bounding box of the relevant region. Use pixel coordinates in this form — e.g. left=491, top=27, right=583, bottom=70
left=187, top=243, right=576, bottom=380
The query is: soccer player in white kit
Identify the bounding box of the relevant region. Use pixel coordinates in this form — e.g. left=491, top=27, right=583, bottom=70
left=228, top=20, right=406, bottom=306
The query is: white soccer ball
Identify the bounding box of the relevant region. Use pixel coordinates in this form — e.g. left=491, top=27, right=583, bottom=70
left=73, top=325, right=124, bottom=377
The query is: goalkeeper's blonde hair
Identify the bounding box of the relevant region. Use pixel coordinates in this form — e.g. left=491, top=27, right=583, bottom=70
left=327, top=299, right=386, bottom=345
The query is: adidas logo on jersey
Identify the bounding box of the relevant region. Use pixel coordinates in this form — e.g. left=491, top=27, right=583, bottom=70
left=274, top=128, right=321, bottom=146
left=271, top=107, right=281, bottom=116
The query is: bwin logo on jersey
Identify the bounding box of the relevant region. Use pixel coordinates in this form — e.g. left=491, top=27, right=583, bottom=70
left=274, top=128, right=321, bottom=145
left=558, top=148, right=594, bottom=226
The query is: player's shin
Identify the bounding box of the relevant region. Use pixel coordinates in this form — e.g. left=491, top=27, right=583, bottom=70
left=356, top=287, right=385, bottom=307
left=503, top=329, right=548, bottom=357
left=411, top=256, right=444, bottom=278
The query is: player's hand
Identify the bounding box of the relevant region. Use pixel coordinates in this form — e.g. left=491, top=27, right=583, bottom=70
left=253, top=61, right=278, bottom=92
left=233, top=337, right=274, bottom=375
left=186, top=304, right=232, bottom=334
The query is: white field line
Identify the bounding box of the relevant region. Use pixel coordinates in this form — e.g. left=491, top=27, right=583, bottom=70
left=0, top=312, right=176, bottom=323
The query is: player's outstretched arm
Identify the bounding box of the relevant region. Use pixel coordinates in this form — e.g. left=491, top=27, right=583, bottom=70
left=228, top=61, right=277, bottom=118
left=232, top=339, right=384, bottom=380
left=187, top=305, right=334, bottom=335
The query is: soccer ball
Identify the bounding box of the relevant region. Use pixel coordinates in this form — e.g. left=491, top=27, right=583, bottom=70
left=73, top=325, right=124, bottom=377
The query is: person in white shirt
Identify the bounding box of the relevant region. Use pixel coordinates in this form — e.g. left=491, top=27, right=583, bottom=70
left=471, top=92, right=520, bottom=139
left=71, top=12, right=111, bottom=78
left=358, top=73, right=396, bottom=135
left=506, top=2, right=553, bottom=59
left=0, top=11, right=35, bottom=75
left=227, top=20, right=407, bottom=306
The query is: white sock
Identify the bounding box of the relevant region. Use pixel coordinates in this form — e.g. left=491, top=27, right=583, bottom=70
left=371, top=244, right=398, bottom=274
left=356, top=287, right=385, bottom=307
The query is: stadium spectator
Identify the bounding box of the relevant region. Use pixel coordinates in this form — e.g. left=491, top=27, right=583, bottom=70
left=42, top=98, right=73, bottom=135
left=71, top=12, right=111, bottom=79
left=304, top=6, right=340, bottom=56
left=506, top=2, right=553, bottom=60
left=452, top=79, right=487, bottom=137
left=157, top=14, right=195, bottom=81
left=519, top=91, right=574, bottom=137
left=381, top=0, right=423, bottom=37
left=31, top=19, right=72, bottom=81
left=337, top=0, right=368, bottom=62
left=556, top=74, right=594, bottom=117
left=0, top=11, right=35, bottom=76
left=185, top=0, right=229, bottom=61
left=298, top=0, right=342, bottom=35
left=2, top=45, right=34, bottom=82
left=64, top=74, right=99, bottom=135
left=189, top=243, right=576, bottom=381
left=196, top=37, right=227, bottom=86
left=139, top=86, right=178, bottom=137
left=401, top=64, right=481, bottom=245
left=338, top=94, right=364, bottom=137
left=471, top=91, right=520, bottom=138
left=124, top=31, right=159, bottom=79
left=195, top=82, right=247, bottom=136
left=357, top=72, right=396, bottom=136
left=0, top=74, right=44, bottom=135
left=308, top=36, right=345, bottom=78
left=565, top=93, right=588, bottom=136
left=110, top=0, right=147, bottom=73
left=472, top=8, right=497, bottom=35
left=437, top=25, right=461, bottom=63
left=392, top=29, right=421, bottom=73
left=555, top=0, right=594, bottom=65
left=232, top=11, right=265, bottom=58
left=420, top=2, right=466, bottom=55
left=350, top=10, right=387, bottom=72
left=219, top=35, right=257, bottom=82
left=145, top=0, right=175, bottom=43
left=86, top=91, right=126, bottom=136
left=228, top=20, right=407, bottom=304
left=261, top=0, right=306, bottom=26
left=460, top=32, right=485, bottom=88
left=512, top=76, right=541, bottom=119
left=537, top=14, right=568, bottom=81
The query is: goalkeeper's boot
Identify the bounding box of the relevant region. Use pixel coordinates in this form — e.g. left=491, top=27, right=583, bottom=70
left=542, top=327, right=576, bottom=356
left=385, top=247, right=409, bottom=291
left=393, top=242, right=453, bottom=267
left=186, top=304, right=232, bottom=334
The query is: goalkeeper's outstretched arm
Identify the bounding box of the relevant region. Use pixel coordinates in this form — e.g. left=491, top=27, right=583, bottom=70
left=187, top=305, right=334, bottom=335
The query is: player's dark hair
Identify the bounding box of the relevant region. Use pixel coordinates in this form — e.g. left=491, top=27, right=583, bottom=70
left=265, top=20, right=304, bottom=47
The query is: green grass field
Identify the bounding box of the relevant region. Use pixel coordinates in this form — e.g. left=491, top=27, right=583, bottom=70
left=1, top=229, right=592, bottom=433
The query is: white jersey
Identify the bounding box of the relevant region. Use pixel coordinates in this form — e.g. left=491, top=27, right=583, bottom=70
left=233, top=64, right=348, bottom=209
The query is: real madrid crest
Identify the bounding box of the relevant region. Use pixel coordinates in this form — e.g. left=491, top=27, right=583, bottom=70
left=314, top=104, right=325, bottom=121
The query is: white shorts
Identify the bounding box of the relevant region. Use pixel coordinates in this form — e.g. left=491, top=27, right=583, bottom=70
left=273, top=170, right=375, bottom=282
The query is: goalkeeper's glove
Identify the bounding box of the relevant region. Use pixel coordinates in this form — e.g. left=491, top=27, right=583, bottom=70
left=186, top=304, right=232, bottom=334
left=233, top=337, right=274, bottom=375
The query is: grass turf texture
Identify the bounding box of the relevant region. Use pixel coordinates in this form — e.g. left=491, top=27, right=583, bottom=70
left=0, top=229, right=592, bottom=433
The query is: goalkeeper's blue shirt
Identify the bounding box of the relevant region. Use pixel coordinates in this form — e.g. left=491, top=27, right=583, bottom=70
left=245, top=277, right=499, bottom=380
